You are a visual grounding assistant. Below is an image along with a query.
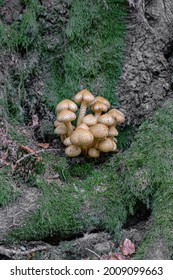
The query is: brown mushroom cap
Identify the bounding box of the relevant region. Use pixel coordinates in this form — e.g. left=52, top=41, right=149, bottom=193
left=88, top=148, right=100, bottom=158
left=78, top=123, right=90, bottom=130
left=73, top=89, right=95, bottom=104
left=95, top=96, right=110, bottom=109
left=57, top=109, right=76, bottom=136
left=54, top=120, right=61, bottom=127
left=65, top=145, right=81, bottom=157
left=98, top=138, right=115, bottom=152
left=108, top=126, right=119, bottom=137
left=91, top=101, right=108, bottom=114
left=90, top=123, right=108, bottom=139
left=98, top=113, right=115, bottom=126
left=70, top=128, right=94, bottom=147
left=63, top=137, right=72, bottom=146
left=54, top=123, right=67, bottom=135
left=55, top=99, right=78, bottom=114
left=57, top=109, right=76, bottom=123
left=82, top=114, right=97, bottom=126
left=107, top=108, right=125, bottom=124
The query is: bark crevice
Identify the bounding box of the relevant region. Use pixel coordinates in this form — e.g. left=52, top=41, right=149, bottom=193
left=117, top=0, right=173, bottom=125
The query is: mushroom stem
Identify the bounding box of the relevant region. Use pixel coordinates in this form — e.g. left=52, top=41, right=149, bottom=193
left=60, top=135, right=66, bottom=142
left=81, top=145, right=88, bottom=155
left=94, top=110, right=102, bottom=119
left=91, top=138, right=98, bottom=148
left=76, top=101, right=87, bottom=126
left=65, top=122, right=74, bottom=136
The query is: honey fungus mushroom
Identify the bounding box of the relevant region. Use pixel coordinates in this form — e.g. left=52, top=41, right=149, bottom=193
left=89, top=123, right=109, bottom=149
left=90, top=101, right=108, bottom=119
left=53, top=90, right=125, bottom=158
left=89, top=123, right=109, bottom=139
left=97, top=113, right=115, bottom=127
left=77, top=123, right=90, bottom=130
left=108, top=126, right=118, bottom=139
left=91, top=96, right=110, bottom=119
left=73, top=89, right=95, bottom=126
left=55, top=99, right=78, bottom=114
left=82, top=114, right=97, bottom=127
left=63, top=137, right=72, bottom=146
left=65, top=145, right=81, bottom=157
left=98, top=138, right=117, bottom=153
left=54, top=122, right=67, bottom=142
left=54, top=120, right=61, bottom=127
left=108, top=108, right=125, bottom=124
left=70, top=128, right=94, bottom=149
left=94, top=96, right=110, bottom=109
left=57, top=109, right=76, bottom=136
left=88, top=147, right=100, bottom=158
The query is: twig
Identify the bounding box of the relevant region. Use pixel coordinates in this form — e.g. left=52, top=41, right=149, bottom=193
left=85, top=247, right=101, bottom=259
left=0, top=245, right=49, bottom=258
left=46, top=174, right=59, bottom=180
left=16, top=148, right=60, bottom=165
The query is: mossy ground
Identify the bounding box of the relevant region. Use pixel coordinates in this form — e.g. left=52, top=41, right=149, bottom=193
left=7, top=99, right=173, bottom=259
left=0, top=168, right=19, bottom=207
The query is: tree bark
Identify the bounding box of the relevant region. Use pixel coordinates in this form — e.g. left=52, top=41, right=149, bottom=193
left=117, top=0, right=173, bottom=125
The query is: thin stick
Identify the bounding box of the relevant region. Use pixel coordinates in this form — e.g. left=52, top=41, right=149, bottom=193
left=85, top=247, right=101, bottom=259
left=16, top=148, right=60, bottom=165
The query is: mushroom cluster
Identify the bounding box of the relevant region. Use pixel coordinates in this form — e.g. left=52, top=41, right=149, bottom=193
left=54, top=89, right=125, bottom=157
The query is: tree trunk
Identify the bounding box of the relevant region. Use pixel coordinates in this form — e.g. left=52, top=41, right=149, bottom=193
left=117, top=0, right=173, bottom=125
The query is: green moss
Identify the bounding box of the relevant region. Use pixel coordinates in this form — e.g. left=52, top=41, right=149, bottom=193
left=44, top=0, right=127, bottom=109
left=0, top=0, right=4, bottom=6
left=0, top=168, right=20, bottom=206
left=0, top=0, right=41, bottom=51
left=8, top=100, right=173, bottom=245
left=9, top=177, right=86, bottom=241
left=8, top=123, right=28, bottom=145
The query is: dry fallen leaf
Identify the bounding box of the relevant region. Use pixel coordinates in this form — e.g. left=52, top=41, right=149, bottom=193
left=111, top=253, right=124, bottom=260
left=121, top=238, right=135, bottom=256
left=37, top=143, right=49, bottom=149
left=109, top=255, right=119, bottom=260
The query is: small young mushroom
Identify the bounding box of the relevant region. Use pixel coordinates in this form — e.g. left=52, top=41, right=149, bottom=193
left=65, top=145, right=81, bottom=157
left=98, top=138, right=116, bottom=153
left=89, top=123, right=109, bottom=148
left=90, top=101, right=108, bottom=119
left=54, top=123, right=67, bottom=142
left=73, top=89, right=95, bottom=126
left=108, top=126, right=119, bottom=139
left=88, top=147, right=100, bottom=158
left=112, top=141, right=117, bottom=151
left=57, top=109, right=76, bottom=136
left=107, top=108, right=125, bottom=124
left=63, top=137, right=72, bottom=146
left=94, top=96, right=110, bottom=109
left=55, top=99, right=78, bottom=114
